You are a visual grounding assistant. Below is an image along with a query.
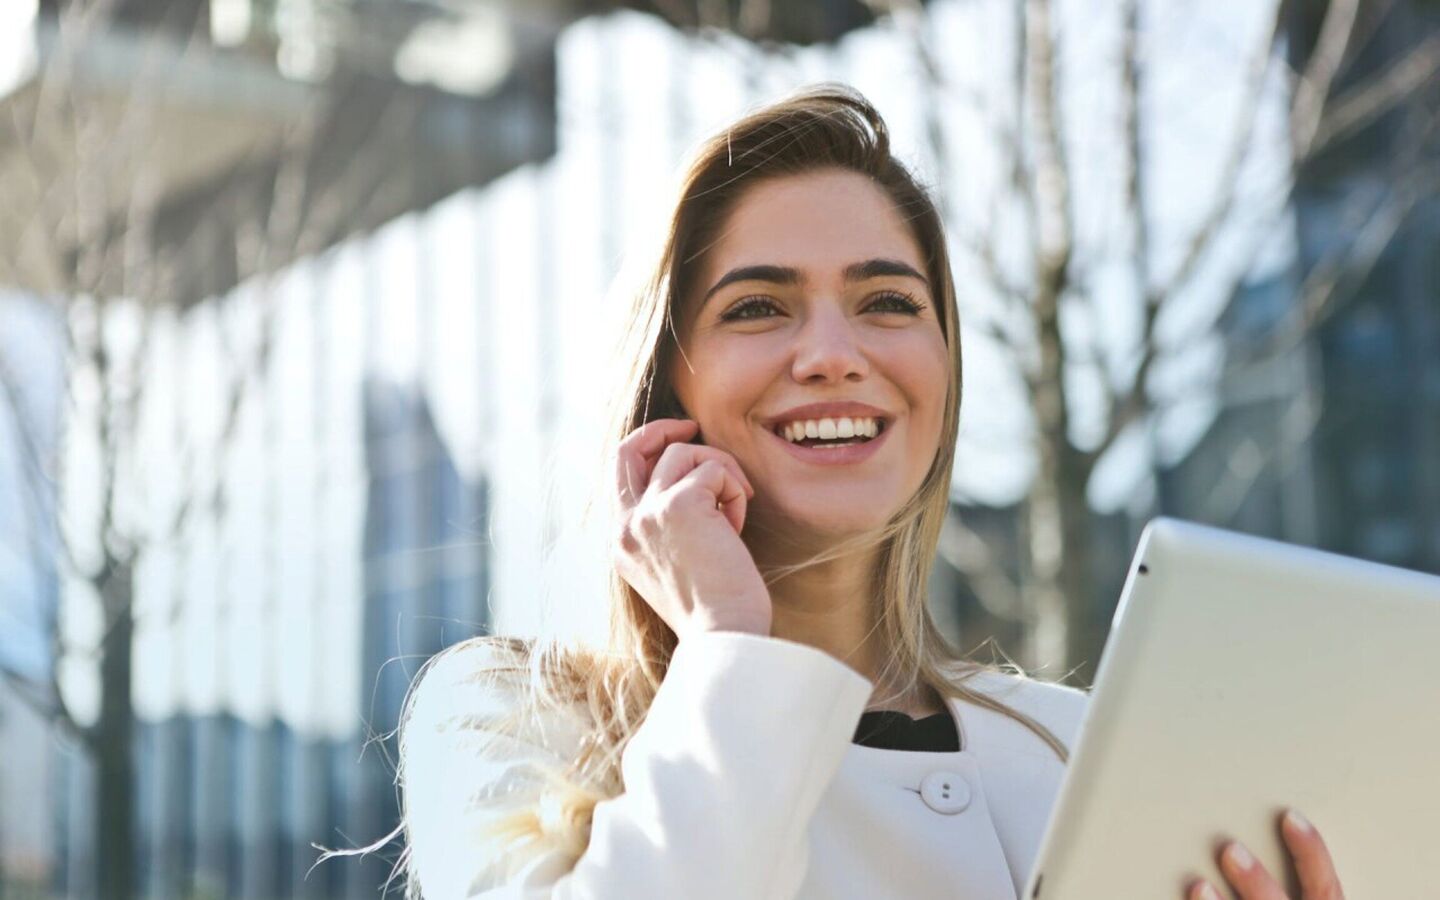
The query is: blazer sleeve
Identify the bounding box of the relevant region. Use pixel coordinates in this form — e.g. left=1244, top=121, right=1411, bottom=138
left=402, top=630, right=875, bottom=900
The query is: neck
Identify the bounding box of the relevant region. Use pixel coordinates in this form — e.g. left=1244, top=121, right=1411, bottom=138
left=765, top=553, right=882, bottom=677
left=745, top=528, right=933, bottom=715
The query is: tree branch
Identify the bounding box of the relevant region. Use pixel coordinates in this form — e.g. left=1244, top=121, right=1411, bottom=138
left=936, top=512, right=1026, bottom=624
left=1157, top=145, right=1438, bottom=413
left=1289, top=0, right=1363, bottom=161
left=1308, top=32, right=1440, bottom=155
left=1185, top=375, right=1324, bottom=528
left=1024, top=0, right=1074, bottom=284
left=1, top=657, right=90, bottom=748
left=1154, top=3, right=1283, bottom=305
left=1119, top=0, right=1149, bottom=298
left=952, top=222, right=1034, bottom=342
left=1022, top=0, right=1077, bottom=460
left=1092, top=0, right=1435, bottom=474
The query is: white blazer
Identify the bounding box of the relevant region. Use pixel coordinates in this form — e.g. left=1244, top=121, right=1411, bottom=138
left=403, top=630, right=1090, bottom=900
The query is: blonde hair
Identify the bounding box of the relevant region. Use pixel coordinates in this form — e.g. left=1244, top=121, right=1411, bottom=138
left=338, top=83, right=1072, bottom=895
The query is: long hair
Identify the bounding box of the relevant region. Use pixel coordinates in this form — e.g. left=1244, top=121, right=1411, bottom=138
left=382, top=83, right=1072, bottom=893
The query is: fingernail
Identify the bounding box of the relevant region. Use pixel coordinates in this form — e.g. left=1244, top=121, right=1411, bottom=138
left=1224, top=842, right=1254, bottom=871
left=1284, top=809, right=1313, bottom=834
left=1197, top=882, right=1222, bottom=900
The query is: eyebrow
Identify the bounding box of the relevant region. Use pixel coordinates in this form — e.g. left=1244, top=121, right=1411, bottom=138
left=699, top=258, right=929, bottom=309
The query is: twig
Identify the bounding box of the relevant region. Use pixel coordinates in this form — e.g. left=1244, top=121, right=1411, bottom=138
left=1309, top=32, right=1440, bottom=154
left=936, top=512, right=1026, bottom=623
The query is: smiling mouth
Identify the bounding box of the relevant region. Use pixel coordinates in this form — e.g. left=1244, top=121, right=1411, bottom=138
left=771, top=417, right=889, bottom=448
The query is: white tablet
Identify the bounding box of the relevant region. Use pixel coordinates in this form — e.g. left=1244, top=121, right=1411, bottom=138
left=1023, top=517, right=1440, bottom=899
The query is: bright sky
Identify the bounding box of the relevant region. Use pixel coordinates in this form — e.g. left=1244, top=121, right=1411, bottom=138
left=0, top=0, right=38, bottom=101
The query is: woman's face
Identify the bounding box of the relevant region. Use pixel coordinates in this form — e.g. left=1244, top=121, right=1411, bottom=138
left=670, top=167, right=951, bottom=540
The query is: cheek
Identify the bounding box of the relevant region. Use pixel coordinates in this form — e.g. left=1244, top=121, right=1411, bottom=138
left=895, top=335, right=951, bottom=415
left=899, top=343, right=952, bottom=473
left=674, top=340, right=772, bottom=426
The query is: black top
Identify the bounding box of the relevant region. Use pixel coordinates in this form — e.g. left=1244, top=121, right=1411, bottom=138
left=852, top=707, right=961, bottom=752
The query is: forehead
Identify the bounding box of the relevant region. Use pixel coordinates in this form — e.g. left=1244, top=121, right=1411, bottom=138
left=695, top=169, right=925, bottom=289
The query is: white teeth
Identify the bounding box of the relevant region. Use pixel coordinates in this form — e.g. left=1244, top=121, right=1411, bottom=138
left=777, top=416, right=884, bottom=444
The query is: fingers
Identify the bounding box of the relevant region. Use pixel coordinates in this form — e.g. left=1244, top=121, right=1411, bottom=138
left=1282, top=809, right=1345, bottom=900
left=1185, top=811, right=1344, bottom=900
left=1221, top=840, right=1288, bottom=900
left=613, top=419, right=755, bottom=536
left=1185, top=878, right=1221, bottom=900
left=649, top=441, right=753, bottom=498
left=1186, top=877, right=1222, bottom=900
left=679, top=459, right=749, bottom=535
left=614, top=419, right=699, bottom=508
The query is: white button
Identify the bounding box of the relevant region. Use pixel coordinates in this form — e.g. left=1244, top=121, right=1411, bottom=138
left=919, top=770, right=971, bottom=814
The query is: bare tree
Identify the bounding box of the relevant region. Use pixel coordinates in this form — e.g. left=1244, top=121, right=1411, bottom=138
left=554, top=0, right=1438, bottom=679
left=0, top=2, right=424, bottom=896
left=874, top=0, right=1440, bottom=679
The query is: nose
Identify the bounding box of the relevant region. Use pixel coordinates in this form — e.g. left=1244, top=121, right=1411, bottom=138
left=791, top=305, right=869, bottom=384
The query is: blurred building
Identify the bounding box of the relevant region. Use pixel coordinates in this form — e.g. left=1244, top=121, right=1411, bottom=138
left=349, top=376, right=491, bottom=895
left=56, top=375, right=489, bottom=900
left=0, top=294, right=66, bottom=897
left=5, top=1, right=930, bottom=897
left=8, top=0, right=536, bottom=894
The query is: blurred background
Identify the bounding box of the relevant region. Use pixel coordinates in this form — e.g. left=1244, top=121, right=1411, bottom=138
left=0, top=0, right=1436, bottom=897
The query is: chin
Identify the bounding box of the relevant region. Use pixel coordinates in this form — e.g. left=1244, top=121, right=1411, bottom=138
left=761, top=496, right=897, bottom=544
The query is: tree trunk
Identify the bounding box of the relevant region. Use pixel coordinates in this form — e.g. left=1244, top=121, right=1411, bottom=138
left=1023, top=438, right=1068, bottom=670
left=1022, top=439, right=1096, bottom=680
left=95, top=559, right=135, bottom=900
left=1056, top=446, right=1097, bottom=681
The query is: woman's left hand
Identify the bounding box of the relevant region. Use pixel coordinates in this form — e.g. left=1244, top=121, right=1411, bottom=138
left=1186, top=809, right=1345, bottom=900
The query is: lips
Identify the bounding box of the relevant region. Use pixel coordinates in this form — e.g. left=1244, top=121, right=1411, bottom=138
left=763, top=416, right=892, bottom=466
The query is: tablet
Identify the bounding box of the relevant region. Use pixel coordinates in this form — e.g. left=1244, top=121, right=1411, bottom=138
left=1023, top=516, right=1440, bottom=899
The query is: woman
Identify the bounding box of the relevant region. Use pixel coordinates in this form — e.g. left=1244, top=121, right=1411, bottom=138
left=397, top=85, right=1346, bottom=899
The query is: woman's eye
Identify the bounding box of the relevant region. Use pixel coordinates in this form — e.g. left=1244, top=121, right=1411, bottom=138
left=867, top=291, right=926, bottom=315
left=719, top=292, right=927, bottom=322
left=719, top=297, right=779, bottom=321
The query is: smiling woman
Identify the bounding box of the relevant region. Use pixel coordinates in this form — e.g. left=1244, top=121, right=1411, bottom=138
left=391, top=85, right=1087, bottom=900
left=669, top=167, right=951, bottom=551
left=290, top=76, right=1366, bottom=900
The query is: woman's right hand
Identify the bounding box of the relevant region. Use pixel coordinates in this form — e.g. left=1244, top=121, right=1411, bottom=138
left=1184, top=808, right=1346, bottom=900
left=613, top=418, right=773, bottom=641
